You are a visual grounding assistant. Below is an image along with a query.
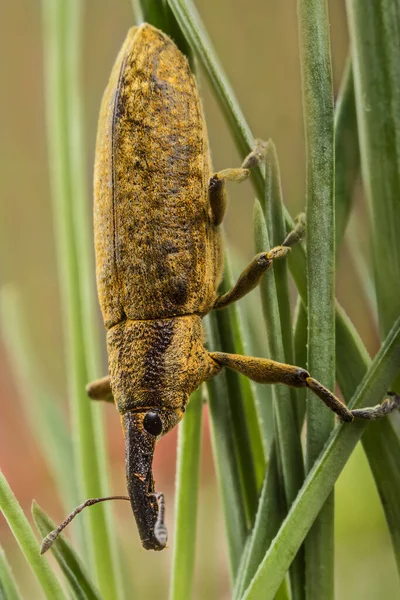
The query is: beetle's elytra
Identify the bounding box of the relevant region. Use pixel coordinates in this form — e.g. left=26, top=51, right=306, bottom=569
left=41, top=23, right=400, bottom=555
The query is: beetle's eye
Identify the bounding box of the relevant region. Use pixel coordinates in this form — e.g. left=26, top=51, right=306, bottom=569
left=143, top=412, right=163, bottom=436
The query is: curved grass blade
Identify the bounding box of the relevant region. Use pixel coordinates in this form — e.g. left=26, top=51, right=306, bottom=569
left=32, top=503, right=102, bottom=600
left=0, top=546, right=22, bottom=600
left=169, top=388, right=203, bottom=600
left=0, top=473, right=66, bottom=600
left=242, top=316, right=400, bottom=599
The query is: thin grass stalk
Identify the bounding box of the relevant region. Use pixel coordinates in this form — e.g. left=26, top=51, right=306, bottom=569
left=233, top=444, right=288, bottom=600
left=205, top=314, right=247, bottom=580
left=0, top=473, right=66, bottom=600
left=241, top=316, right=400, bottom=599
left=41, top=2, right=122, bottom=597
left=65, top=1, right=123, bottom=596
left=334, top=60, right=359, bottom=251
left=254, top=196, right=305, bottom=600
left=297, top=2, right=335, bottom=597
left=346, top=0, right=400, bottom=340
left=169, top=388, right=203, bottom=600
left=0, top=546, right=22, bottom=600
left=214, top=253, right=264, bottom=522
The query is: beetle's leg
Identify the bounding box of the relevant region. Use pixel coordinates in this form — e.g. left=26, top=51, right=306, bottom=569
left=210, top=352, right=354, bottom=422
left=350, top=392, right=400, bottom=420
left=86, top=376, right=114, bottom=403
left=209, top=139, right=268, bottom=226
left=213, top=247, right=289, bottom=309
left=210, top=352, right=400, bottom=422
left=213, top=215, right=305, bottom=310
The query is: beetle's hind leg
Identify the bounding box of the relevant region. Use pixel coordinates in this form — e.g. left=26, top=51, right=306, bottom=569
left=210, top=352, right=400, bottom=423
left=86, top=376, right=114, bottom=403
left=209, top=139, right=268, bottom=226
left=213, top=215, right=305, bottom=310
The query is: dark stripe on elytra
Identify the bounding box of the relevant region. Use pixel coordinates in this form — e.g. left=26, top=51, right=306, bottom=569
left=141, top=319, right=175, bottom=391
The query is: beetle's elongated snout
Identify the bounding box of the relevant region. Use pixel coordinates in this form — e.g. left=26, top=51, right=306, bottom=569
left=123, top=411, right=167, bottom=551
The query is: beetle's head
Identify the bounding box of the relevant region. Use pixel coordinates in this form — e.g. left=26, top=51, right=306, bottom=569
left=122, top=407, right=184, bottom=550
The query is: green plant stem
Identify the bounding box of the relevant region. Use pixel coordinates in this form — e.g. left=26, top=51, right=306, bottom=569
left=254, top=197, right=305, bottom=600
left=346, top=0, right=400, bottom=340
left=214, top=253, right=264, bottom=521
left=0, top=546, right=22, bottom=600
left=242, top=316, right=400, bottom=599
left=41, top=2, right=122, bottom=598
left=205, top=314, right=247, bottom=580
left=334, top=60, right=359, bottom=251
left=297, top=1, right=335, bottom=597
left=169, top=388, right=203, bottom=600
left=0, top=473, right=66, bottom=600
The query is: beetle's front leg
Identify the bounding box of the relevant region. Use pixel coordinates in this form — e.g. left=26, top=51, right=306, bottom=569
left=86, top=376, right=114, bottom=403
left=213, top=215, right=305, bottom=310
left=209, top=139, right=268, bottom=226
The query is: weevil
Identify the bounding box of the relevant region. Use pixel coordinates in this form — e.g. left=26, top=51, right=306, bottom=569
left=41, top=23, right=400, bottom=554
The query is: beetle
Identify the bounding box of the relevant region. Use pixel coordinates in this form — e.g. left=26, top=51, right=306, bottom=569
left=41, top=23, right=400, bottom=554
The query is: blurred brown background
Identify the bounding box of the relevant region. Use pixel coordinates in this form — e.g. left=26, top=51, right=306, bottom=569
left=0, top=1, right=396, bottom=598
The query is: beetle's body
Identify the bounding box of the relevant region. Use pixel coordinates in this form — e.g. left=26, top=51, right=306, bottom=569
left=95, top=25, right=221, bottom=330
left=41, top=22, right=400, bottom=557
left=94, top=25, right=223, bottom=548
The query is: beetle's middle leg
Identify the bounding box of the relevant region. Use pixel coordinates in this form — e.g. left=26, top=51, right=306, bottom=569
left=213, top=215, right=305, bottom=310
left=86, top=376, right=114, bottom=403
left=209, top=139, right=268, bottom=226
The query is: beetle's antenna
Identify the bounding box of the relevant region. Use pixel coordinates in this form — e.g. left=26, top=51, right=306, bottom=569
left=40, top=496, right=130, bottom=554
left=151, top=492, right=168, bottom=547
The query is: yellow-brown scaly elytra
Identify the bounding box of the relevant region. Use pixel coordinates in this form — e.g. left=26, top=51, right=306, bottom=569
left=40, top=22, right=400, bottom=555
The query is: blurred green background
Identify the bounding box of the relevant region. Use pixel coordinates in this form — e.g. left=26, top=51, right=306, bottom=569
left=0, top=1, right=397, bottom=598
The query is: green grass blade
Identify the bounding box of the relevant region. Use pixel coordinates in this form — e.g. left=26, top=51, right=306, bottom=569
left=293, top=299, right=308, bottom=427
left=65, top=1, right=123, bottom=596
left=0, top=473, right=66, bottom=600
left=0, top=546, right=22, bottom=600
left=336, top=306, right=400, bottom=572
left=205, top=314, right=247, bottom=580
left=346, top=0, right=400, bottom=338
left=169, top=388, right=203, bottom=600
left=214, top=252, right=265, bottom=520
left=168, top=0, right=399, bottom=587
left=41, top=2, right=122, bottom=596
left=0, top=286, right=78, bottom=511
left=233, top=444, right=288, bottom=600
left=242, top=316, right=400, bottom=599
left=334, top=60, right=359, bottom=251
left=297, top=2, right=335, bottom=597
left=254, top=198, right=305, bottom=599
left=32, top=503, right=102, bottom=600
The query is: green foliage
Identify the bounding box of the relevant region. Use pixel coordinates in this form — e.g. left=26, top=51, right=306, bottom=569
left=1, top=1, right=399, bottom=599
